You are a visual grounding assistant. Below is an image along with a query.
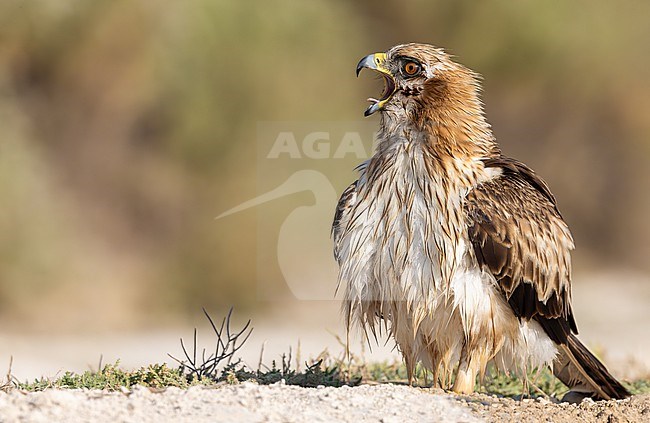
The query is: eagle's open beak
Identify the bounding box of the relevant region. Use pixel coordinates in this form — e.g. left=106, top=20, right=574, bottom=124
left=356, top=53, right=396, bottom=117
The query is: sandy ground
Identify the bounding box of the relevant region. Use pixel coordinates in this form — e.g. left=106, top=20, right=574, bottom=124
left=0, top=383, right=648, bottom=423
left=0, top=383, right=477, bottom=423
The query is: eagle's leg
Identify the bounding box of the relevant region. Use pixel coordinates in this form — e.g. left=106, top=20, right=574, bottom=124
left=427, top=347, right=442, bottom=388
left=419, top=336, right=442, bottom=388
left=431, top=363, right=441, bottom=389
left=404, top=352, right=416, bottom=386
left=452, top=345, right=478, bottom=394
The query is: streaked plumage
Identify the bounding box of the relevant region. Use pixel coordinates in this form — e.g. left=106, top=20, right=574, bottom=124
left=333, top=43, right=629, bottom=400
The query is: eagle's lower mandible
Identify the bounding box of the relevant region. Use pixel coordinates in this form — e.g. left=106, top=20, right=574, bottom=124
left=332, top=43, right=630, bottom=401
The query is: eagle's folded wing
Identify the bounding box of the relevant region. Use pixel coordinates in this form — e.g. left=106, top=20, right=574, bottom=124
left=464, top=157, right=630, bottom=399
left=464, top=156, right=577, bottom=344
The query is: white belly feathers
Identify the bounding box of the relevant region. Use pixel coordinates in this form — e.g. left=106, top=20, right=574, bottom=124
left=336, top=143, right=558, bottom=383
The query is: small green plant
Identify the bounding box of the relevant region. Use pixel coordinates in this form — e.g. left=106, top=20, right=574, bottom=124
left=624, top=379, right=650, bottom=395
left=17, top=362, right=190, bottom=392
left=170, top=309, right=357, bottom=388
left=168, top=307, right=253, bottom=381
left=479, top=367, right=568, bottom=398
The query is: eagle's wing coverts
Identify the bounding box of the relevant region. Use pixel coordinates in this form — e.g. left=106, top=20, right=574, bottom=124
left=465, top=157, right=630, bottom=399
left=464, top=157, right=577, bottom=344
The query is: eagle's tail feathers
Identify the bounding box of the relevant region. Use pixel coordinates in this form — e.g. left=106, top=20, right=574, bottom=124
left=553, top=334, right=630, bottom=401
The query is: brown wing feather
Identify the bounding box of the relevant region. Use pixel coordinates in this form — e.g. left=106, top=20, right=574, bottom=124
left=332, top=180, right=358, bottom=261
left=467, top=157, right=630, bottom=400
left=464, top=157, right=577, bottom=344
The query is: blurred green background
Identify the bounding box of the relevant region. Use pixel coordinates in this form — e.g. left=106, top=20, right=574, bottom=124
left=1, top=0, right=649, bottom=334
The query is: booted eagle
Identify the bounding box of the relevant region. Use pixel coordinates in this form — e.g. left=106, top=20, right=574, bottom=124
left=332, top=43, right=630, bottom=400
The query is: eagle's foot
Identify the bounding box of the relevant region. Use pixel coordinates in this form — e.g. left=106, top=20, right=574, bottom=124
left=452, top=361, right=478, bottom=394
left=561, top=390, right=593, bottom=404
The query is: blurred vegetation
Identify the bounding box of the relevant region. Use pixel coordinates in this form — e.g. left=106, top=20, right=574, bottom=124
left=0, top=1, right=648, bottom=331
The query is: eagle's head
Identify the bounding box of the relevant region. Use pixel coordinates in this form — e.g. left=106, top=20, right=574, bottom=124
left=357, top=43, right=482, bottom=121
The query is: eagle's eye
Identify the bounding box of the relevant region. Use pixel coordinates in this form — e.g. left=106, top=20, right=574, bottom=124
left=402, top=61, right=421, bottom=77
